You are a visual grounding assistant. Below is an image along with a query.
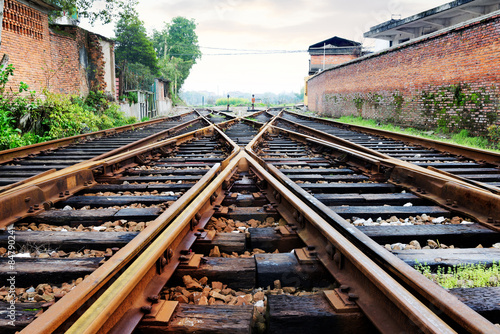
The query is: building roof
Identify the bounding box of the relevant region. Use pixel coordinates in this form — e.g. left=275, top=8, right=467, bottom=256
left=364, top=0, right=500, bottom=41
left=308, top=36, right=361, bottom=51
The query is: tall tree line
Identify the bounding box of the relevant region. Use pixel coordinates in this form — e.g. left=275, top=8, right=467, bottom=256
left=114, top=12, right=201, bottom=94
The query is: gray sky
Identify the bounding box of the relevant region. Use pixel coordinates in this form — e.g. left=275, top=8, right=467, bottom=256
left=81, top=0, right=451, bottom=94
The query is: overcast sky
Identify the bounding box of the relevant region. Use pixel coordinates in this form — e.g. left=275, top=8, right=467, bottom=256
left=81, top=0, right=451, bottom=94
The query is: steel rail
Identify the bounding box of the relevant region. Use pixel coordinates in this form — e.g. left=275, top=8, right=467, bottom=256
left=249, top=151, right=458, bottom=333
left=20, top=125, right=240, bottom=333
left=274, top=115, right=500, bottom=199
left=63, top=150, right=455, bottom=334
left=0, top=110, right=197, bottom=164
left=21, top=163, right=221, bottom=334
left=0, top=116, right=207, bottom=194
left=65, top=150, right=245, bottom=334
left=283, top=109, right=500, bottom=165
left=0, top=124, right=221, bottom=228
left=258, top=123, right=500, bottom=229
left=245, top=124, right=500, bottom=333
left=274, top=115, right=391, bottom=159
left=266, top=163, right=499, bottom=334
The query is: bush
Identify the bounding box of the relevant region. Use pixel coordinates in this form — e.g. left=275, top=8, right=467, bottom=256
left=487, top=125, right=500, bottom=148
left=0, top=65, right=139, bottom=150
left=215, top=97, right=250, bottom=106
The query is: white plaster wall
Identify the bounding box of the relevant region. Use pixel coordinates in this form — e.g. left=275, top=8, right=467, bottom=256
left=119, top=102, right=137, bottom=118
left=99, top=39, right=116, bottom=98
left=157, top=99, right=173, bottom=116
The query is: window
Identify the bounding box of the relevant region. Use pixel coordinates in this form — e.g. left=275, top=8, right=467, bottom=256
left=2, top=0, right=43, bottom=40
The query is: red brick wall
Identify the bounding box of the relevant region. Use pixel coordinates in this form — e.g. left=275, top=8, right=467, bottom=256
left=310, top=54, right=357, bottom=66
left=2, top=0, right=108, bottom=96
left=307, top=12, right=500, bottom=134
left=49, top=31, right=86, bottom=95
left=1, top=8, right=51, bottom=93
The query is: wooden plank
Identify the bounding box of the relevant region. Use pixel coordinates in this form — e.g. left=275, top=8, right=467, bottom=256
left=287, top=174, right=368, bottom=182
left=329, top=205, right=450, bottom=219
left=32, top=208, right=161, bottom=226
left=449, top=287, right=500, bottom=321
left=32, top=209, right=118, bottom=226
left=215, top=207, right=280, bottom=221
left=314, top=193, right=423, bottom=206
left=111, top=175, right=202, bottom=183
left=114, top=208, right=162, bottom=219
left=255, top=253, right=331, bottom=289
left=248, top=228, right=303, bottom=252
left=0, top=301, right=45, bottom=332
left=267, top=294, right=373, bottom=334
left=221, top=194, right=267, bottom=207
left=300, top=183, right=399, bottom=194
left=280, top=168, right=354, bottom=174
left=84, top=183, right=195, bottom=193
left=62, top=195, right=178, bottom=208
left=172, top=257, right=255, bottom=289
left=191, top=232, right=246, bottom=254
left=0, top=231, right=138, bottom=250
left=394, top=249, right=500, bottom=267
left=358, top=224, right=498, bottom=248
left=139, top=304, right=253, bottom=334
left=0, top=257, right=103, bottom=286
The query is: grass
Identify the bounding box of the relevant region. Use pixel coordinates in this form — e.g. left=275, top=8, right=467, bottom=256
left=209, top=114, right=226, bottom=118
left=415, top=262, right=500, bottom=289
left=322, top=115, right=500, bottom=152
left=246, top=117, right=258, bottom=122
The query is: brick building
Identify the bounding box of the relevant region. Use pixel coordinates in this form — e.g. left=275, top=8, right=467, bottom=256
left=308, top=36, right=361, bottom=75
left=1, top=0, right=116, bottom=98
left=307, top=4, right=500, bottom=135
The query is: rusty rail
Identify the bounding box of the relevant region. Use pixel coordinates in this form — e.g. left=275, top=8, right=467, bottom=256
left=0, top=111, right=197, bottom=164
left=64, top=151, right=462, bottom=334
left=19, top=125, right=239, bottom=333
left=246, top=123, right=500, bottom=332
left=283, top=109, right=500, bottom=166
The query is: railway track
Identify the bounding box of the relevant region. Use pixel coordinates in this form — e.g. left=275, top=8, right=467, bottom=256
left=276, top=110, right=500, bottom=194
left=0, top=123, right=236, bottom=333
left=246, top=110, right=274, bottom=124
left=0, top=111, right=205, bottom=191
left=0, top=110, right=499, bottom=333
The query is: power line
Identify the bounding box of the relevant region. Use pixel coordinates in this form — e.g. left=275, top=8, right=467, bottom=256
left=169, top=50, right=308, bottom=56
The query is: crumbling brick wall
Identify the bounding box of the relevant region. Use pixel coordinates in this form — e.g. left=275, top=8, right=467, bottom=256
left=49, top=25, right=108, bottom=95
left=307, top=11, right=500, bottom=134
left=1, top=0, right=51, bottom=93
left=49, top=28, right=83, bottom=94
left=0, top=0, right=110, bottom=96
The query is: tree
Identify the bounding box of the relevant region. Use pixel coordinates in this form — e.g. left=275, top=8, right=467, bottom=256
left=114, top=12, right=159, bottom=75
left=47, top=0, right=138, bottom=24
left=152, top=17, right=201, bottom=93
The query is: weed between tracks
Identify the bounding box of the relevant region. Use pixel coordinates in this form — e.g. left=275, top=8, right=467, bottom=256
left=415, top=262, right=500, bottom=288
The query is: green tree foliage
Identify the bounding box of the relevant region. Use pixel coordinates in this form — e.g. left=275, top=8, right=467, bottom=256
left=47, top=0, right=138, bottom=24
left=121, top=62, right=156, bottom=91
left=115, top=12, right=159, bottom=75
left=0, top=66, right=136, bottom=150
left=215, top=97, right=250, bottom=106
left=152, top=17, right=201, bottom=93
